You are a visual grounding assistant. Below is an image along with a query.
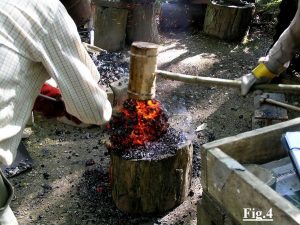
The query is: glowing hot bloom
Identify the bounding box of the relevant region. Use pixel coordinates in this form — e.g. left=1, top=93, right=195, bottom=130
left=107, top=99, right=169, bottom=151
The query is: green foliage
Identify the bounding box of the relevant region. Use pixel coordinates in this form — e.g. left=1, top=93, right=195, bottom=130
left=155, top=0, right=166, bottom=4
left=216, top=0, right=282, bottom=9
left=256, top=0, right=282, bottom=12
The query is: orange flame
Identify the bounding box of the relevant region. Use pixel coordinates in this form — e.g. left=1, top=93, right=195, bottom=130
left=108, top=99, right=169, bottom=151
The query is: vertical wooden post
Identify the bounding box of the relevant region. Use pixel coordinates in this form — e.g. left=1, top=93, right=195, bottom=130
left=128, top=42, right=159, bottom=100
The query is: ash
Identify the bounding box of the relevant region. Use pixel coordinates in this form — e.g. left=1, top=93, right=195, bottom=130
left=90, top=51, right=129, bottom=87
left=75, top=166, right=160, bottom=225
left=120, top=128, right=188, bottom=160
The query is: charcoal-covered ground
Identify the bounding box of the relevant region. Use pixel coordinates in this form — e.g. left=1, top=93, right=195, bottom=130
left=8, top=9, right=300, bottom=225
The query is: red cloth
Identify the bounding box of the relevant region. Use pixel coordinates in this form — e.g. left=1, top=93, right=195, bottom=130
left=33, top=83, right=82, bottom=124
left=40, top=83, right=61, bottom=98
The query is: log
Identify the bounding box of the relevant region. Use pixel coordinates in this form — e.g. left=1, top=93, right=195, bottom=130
left=111, top=141, right=193, bottom=214
left=128, top=42, right=159, bottom=100
left=93, top=5, right=128, bottom=51
left=203, top=1, right=255, bottom=41
left=126, top=2, right=159, bottom=44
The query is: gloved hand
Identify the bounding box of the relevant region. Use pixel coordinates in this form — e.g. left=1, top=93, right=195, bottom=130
left=241, top=63, right=277, bottom=96
left=33, top=83, right=87, bottom=127
left=33, top=83, right=65, bottom=118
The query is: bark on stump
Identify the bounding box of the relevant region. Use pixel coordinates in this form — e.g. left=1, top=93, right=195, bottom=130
left=126, top=3, right=159, bottom=44
left=93, top=4, right=128, bottom=51
left=111, top=141, right=193, bottom=214
left=128, top=42, right=159, bottom=100
left=203, top=1, right=255, bottom=41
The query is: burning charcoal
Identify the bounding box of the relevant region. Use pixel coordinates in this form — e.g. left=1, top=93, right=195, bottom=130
left=41, top=183, right=52, bottom=192
left=85, top=159, right=96, bottom=167
left=115, top=128, right=187, bottom=160
left=188, top=190, right=194, bottom=197
left=41, top=148, right=50, bottom=157
left=55, top=129, right=63, bottom=136
left=89, top=51, right=129, bottom=87
left=84, top=133, right=91, bottom=139
left=43, top=172, right=50, bottom=180
left=107, top=99, right=169, bottom=152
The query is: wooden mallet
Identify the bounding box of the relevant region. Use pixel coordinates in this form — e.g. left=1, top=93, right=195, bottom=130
left=127, top=42, right=300, bottom=100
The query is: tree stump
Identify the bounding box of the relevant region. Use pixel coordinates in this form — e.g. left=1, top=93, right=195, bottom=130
left=110, top=141, right=193, bottom=214
left=93, top=3, right=128, bottom=51
left=126, top=2, right=159, bottom=44
left=203, top=1, right=255, bottom=41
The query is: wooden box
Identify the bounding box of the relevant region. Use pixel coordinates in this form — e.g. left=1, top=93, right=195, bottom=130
left=198, top=118, right=300, bottom=225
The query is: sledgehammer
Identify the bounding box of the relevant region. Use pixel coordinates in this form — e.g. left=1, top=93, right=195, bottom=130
left=259, top=94, right=300, bottom=112
left=127, top=42, right=300, bottom=100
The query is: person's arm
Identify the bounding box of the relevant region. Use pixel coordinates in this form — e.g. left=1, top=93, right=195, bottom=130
left=264, top=1, right=300, bottom=74
left=40, top=3, right=112, bottom=125
left=241, top=0, right=300, bottom=95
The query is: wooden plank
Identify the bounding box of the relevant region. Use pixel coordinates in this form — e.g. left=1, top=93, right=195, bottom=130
left=198, top=191, right=229, bottom=225
left=202, top=117, right=300, bottom=164
left=201, top=142, right=208, bottom=191
left=197, top=203, right=215, bottom=225
left=198, top=192, right=241, bottom=225
left=252, top=118, right=288, bottom=130
left=206, top=148, right=300, bottom=225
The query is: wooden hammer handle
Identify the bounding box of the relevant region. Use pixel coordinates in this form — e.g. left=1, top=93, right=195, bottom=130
left=156, top=70, right=300, bottom=94
left=263, top=98, right=300, bottom=112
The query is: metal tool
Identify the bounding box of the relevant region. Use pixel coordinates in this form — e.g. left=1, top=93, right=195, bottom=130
left=259, top=94, right=300, bottom=112
left=38, top=93, right=58, bottom=102
left=1, top=141, right=33, bottom=177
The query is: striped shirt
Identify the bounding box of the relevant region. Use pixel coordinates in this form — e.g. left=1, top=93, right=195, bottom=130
left=0, top=0, right=112, bottom=165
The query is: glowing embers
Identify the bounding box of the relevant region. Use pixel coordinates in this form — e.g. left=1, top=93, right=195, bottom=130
left=107, top=99, right=169, bottom=151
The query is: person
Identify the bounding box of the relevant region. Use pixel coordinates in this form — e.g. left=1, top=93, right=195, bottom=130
left=0, top=0, right=112, bottom=224
left=241, top=0, right=300, bottom=95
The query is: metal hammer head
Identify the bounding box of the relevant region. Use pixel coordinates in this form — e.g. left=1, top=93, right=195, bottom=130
left=259, top=93, right=269, bottom=103
left=127, top=42, right=159, bottom=100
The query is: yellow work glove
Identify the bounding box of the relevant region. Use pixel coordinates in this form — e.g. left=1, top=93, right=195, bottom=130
left=241, top=63, right=277, bottom=96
